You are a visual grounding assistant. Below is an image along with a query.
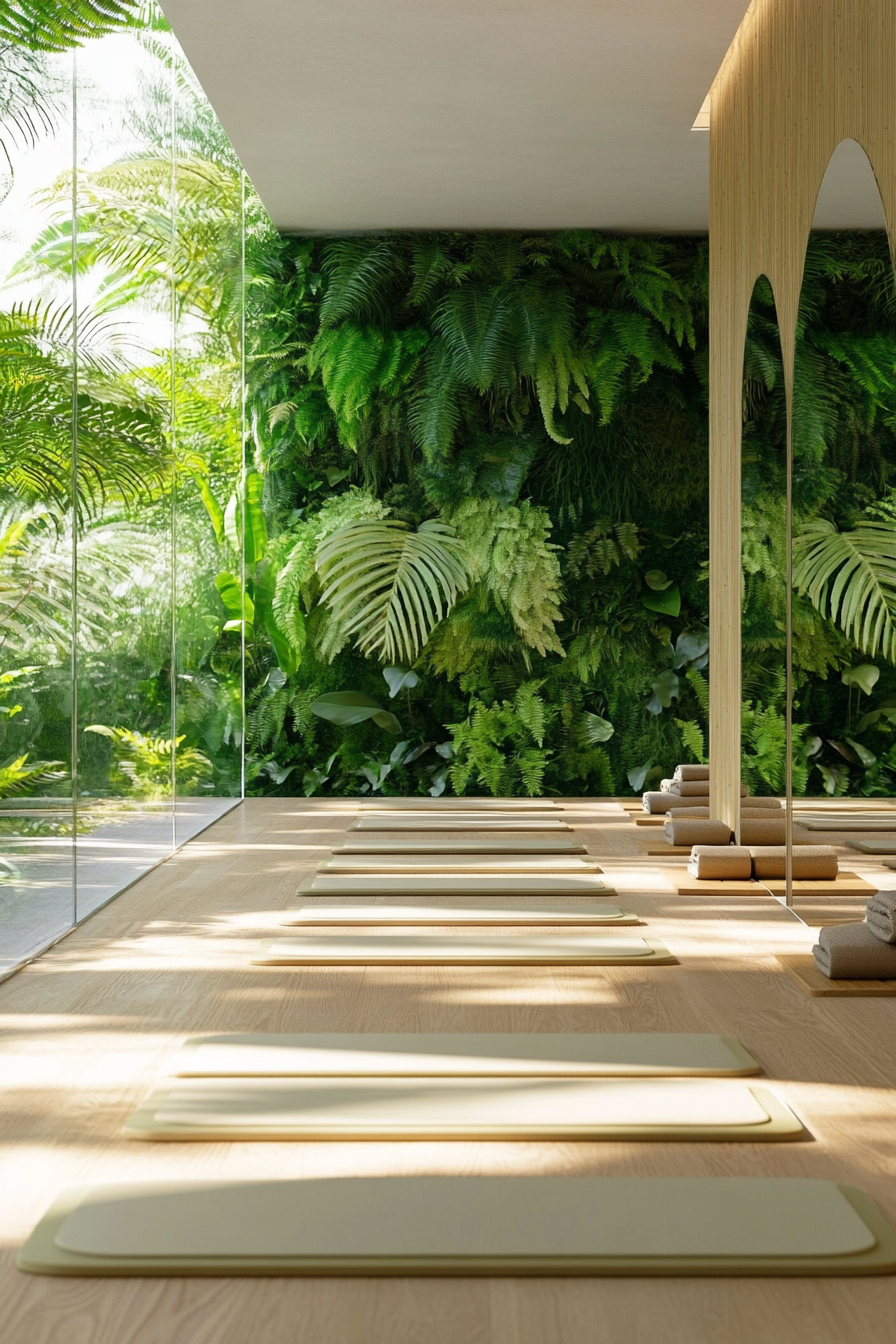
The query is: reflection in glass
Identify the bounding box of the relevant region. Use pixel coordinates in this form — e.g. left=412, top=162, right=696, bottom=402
left=0, top=6, right=250, bottom=975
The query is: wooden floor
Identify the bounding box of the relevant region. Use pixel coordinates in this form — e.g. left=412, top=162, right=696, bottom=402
left=3, top=798, right=896, bottom=1343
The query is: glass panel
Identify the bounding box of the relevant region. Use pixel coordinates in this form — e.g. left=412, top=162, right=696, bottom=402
left=172, top=42, right=245, bottom=847
left=71, top=26, right=176, bottom=919
left=0, top=48, right=76, bottom=973
left=741, top=277, right=790, bottom=885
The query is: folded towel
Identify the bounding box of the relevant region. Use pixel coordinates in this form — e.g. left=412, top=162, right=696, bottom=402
left=742, top=808, right=787, bottom=819
left=688, top=845, right=752, bottom=880
left=663, top=818, right=733, bottom=846
left=750, top=845, right=838, bottom=880
left=642, top=791, right=682, bottom=814
left=865, top=891, right=896, bottom=943
left=813, top=922, right=896, bottom=979
left=660, top=778, right=676, bottom=793
left=674, top=764, right=710, bottom=782
left=740, top=818, right=786, bottom=846
left=670, top=780, right=749, bottom=797
left=740, top=797, right=783, bottom=810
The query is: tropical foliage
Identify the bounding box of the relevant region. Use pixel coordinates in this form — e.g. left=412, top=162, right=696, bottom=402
left=5, top=1, right=896, bottom=813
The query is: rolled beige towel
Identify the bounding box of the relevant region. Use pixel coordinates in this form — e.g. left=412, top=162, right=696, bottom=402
left=642, top=792, right=682, bottom=814
left=740, top=797, right=783, bottom=810
left=740, top=818, right=786, bottom=846
left=688, top=846, right=752, bottom=880
left=742, top=808, right=786, bottom=819
left=865, top=892, right=896, bottom=943
left=674, top=764, right=710, bottom=782
left=813, top=922, right=896, bottom=979
left=750, top=846, right=838, bottom=880
left=660, top=778, right=676, bottom=793
left=670, top=780, right=750, bottom=797
left=668, top=806, right=710, bottom=817
left=663, top=817, right=733, bottom=846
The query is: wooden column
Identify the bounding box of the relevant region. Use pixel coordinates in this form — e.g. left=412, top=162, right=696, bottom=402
left=708, top=0, right=896, bottom=838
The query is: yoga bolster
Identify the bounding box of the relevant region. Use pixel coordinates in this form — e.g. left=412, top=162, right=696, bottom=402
left=642, top=792, right=681, bottom=814
left=739, top=797, right=783, bottom=810
left=866, top=891, right=896, bottom=944
left=674, top=764, right=710, bottom=781
left=668, top=806, right=710, bottom=817
left=740, top=818, right=786, bottom=846
left=688, top=846, right=752, bottom=880
left=663, top=818, right=733, bottom=846
left=749, top=846, right=838, bottom=880
left=813, top=922, right=896, bottom=979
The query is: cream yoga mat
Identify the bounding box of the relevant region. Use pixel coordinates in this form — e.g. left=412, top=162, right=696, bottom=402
left=848, top=840, right=896, bottom=854
left=284, top=902, right=635, bottom=927
left=167, top=1032, right=761, bottom=1078
left=350, top=817, right=571, bottom=832
left=296, top=873, right=614, bottom=898
left=320, top=854, right=600, bottom=873
left=333, top=836, right=587, bottom=854
left=123, top=1077, right=802, bottom=1142
left=21, top=1177, right=896, bottom=1277
left=252, top=934, right=676, bottom=965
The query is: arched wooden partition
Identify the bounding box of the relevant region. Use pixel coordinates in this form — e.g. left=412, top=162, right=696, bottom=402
left=708, top=0, right=896, bottom=830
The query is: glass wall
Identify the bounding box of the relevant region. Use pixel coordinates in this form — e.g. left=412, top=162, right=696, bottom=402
left=0, top=9, right=250, bottom=976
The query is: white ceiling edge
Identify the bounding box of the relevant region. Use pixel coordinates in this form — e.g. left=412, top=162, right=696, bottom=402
left=159, top=0, right=891, bottom=234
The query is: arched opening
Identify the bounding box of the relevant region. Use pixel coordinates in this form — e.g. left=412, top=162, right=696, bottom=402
left=740, top=277, right=789, bottom=839
left=790, top=141, right=896, bottom=824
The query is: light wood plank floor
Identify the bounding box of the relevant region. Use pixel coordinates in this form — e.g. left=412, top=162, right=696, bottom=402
left=3, top=798, right=896, bottom=1344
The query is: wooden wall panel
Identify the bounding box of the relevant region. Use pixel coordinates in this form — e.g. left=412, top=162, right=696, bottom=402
left=708, top=0, right=896, bottom=833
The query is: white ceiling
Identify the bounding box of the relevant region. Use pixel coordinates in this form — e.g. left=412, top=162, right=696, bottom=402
left=159, top=0, right=890, bottom=234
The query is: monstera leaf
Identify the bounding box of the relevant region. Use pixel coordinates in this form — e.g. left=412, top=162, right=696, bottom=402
left=316, top=517, right=473, bottom=663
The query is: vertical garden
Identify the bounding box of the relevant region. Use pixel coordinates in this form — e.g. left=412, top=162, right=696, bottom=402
left=4, top=2, right=896, bottom=973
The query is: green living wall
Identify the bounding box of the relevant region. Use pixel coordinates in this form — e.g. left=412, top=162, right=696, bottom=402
left=244, top=230, right=896, bottom=800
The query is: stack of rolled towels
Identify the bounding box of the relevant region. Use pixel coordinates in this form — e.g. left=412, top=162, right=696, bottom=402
left=813, top=892, right=896, bottom=980
left=644, top=763, right=758, bottom=816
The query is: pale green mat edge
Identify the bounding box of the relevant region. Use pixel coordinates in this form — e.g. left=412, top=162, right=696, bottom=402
left=120, top=1082, right=803, bottom=1143
left=167, top=1032, right=762, bottom=1078
left=18, top=1181, right=896, bottom=1277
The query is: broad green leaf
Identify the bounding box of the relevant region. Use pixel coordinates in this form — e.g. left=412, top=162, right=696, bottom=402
left=846, top=737, right=877, bottom=768
left=627, top=759, right=654, bottom=792
left=215, top=572, right=254, bottom=626
left=644, top=569, right=672, bottom=591
left=642, top=583, right=681, bottom=617
left=384, top=666, right=420, bottom=697
left=841, top=663, right=880, bottom=695
left=310, top=691, right=402, bottom=734
left=582, top=711, right=614, bottom=743
left=649, top=669, right=680, bottom=711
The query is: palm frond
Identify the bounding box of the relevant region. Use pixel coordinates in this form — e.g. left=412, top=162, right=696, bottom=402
left=316, top=517, right=473, bottom=664
left=0, top=1, right=140, bottom=51
left=793, top=519, right=896, bottom=662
